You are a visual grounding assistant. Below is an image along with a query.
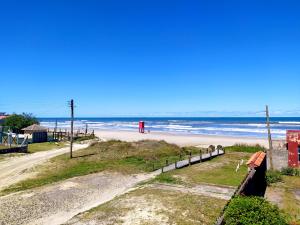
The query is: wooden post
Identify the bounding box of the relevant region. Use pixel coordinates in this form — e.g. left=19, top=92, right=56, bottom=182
left=166, top=159, right=168, bottom=166
left=200, top=150, right=202, bottom=162
left=152, top=164, right=155, bottom=171
left=175, top=161, right=177, bottom=169
left=70, top=99, right=74, bottom=159
left=161, top=167, right=164, bottom=173
left=189, top=156, right=191, bottom=165
left=266, top=105, right=274, bottom=170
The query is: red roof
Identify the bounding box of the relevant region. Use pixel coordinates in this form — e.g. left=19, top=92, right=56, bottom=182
left=0, top=115, right=7, bottom=120
left=246, top=151, right=266, bottom=168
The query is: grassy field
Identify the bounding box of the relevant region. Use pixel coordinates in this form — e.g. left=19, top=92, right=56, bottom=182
left=2, top=140, right=202, bottom=194
left=266, top=175, right=300, bottom=224
left=67, top=186, right=227, bottom=225
left=28, top=141, right=67, bottom=153
left=224, top=144, right=265, bottom=153
left=153, top=151, right=251, bottom=187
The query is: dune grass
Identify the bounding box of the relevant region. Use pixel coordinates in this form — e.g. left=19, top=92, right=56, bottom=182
left=2, top=140, right=201, bottom=194
left=225, top=144, right=265, bottom=153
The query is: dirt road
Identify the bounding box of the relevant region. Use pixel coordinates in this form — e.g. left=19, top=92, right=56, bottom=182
left=0, top=143, right=89, bottom=191
left=0, top=171, right=159, bottom=225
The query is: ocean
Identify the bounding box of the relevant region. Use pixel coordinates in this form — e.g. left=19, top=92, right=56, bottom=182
left=38, top=117, right=300, bottom=139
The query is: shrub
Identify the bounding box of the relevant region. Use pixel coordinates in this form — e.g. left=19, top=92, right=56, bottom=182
left=266, top=170, right=282, bottom=185
left=224, top=196, right=287, bottom=225
left=225, top=144, right=265, bottom=153
left=281, top=167, right=300, bottom=176
left=3, top=113, right=39, bottom=132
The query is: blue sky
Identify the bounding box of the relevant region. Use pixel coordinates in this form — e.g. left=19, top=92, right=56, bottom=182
left=0, top=0, right=299, bottom=117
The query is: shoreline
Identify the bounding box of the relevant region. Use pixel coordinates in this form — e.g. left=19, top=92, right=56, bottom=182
left=94, top=129, right=277, bottom=147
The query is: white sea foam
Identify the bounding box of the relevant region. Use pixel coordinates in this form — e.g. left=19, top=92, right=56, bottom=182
left=278, top=121, right=300, bottom=125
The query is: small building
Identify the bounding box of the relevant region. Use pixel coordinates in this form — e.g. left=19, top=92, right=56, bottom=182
left=22, top=124, right=48, bottom=143
left=286, top=130, right=300, bottom=168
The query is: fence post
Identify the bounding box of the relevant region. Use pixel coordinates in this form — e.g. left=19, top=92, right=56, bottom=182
left=152, top=164, right=155, bottom=171
left=175, top=161, right=177, bottom=169
left=166, top=159, right=169, bottom=166
left=200, top=150, right=202, bottom=162
left=189, top=155, right=191, bottom=165
left=161, top=167, right=164, bottom=173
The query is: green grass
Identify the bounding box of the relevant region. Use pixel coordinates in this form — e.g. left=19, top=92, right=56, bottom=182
left=267, top=176, right=300, bottom=224
left=225, top=144, right=265, bottom=153
left=2, top=140, right=200, bottom=194
left=153, top=173, right=183, bottom=185
left=28, top=142, right=67, bottom=153
left=154, top=151, right=251, bottom=187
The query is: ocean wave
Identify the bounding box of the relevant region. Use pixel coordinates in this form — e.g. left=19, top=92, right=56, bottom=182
left=278, top=121, right=300, bottom=125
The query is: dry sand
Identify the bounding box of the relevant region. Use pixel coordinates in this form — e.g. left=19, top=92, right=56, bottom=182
left=95, top=129, right=269, bottom=148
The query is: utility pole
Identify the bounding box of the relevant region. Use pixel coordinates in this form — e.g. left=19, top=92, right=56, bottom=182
left=265, top=105, right=274, bottom=170
left=55, top=119, right=57, bottom=132
left=70, top=99, right=74, bottom=158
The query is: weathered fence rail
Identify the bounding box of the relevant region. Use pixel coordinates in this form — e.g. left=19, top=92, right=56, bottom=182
left=161, top=148, right=225, bottom=173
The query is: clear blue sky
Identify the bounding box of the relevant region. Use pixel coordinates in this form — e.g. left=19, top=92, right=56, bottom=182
left=0, top=0, right=299, bottom=117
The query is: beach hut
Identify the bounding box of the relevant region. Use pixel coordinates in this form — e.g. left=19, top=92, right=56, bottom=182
left=22, top=124, right=48, bottom=143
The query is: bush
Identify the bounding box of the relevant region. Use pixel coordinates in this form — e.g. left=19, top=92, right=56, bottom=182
left=3, top=113, right=39, bottom=132
left=225, top=144, right=265, bottom=153
left=224, top=196, right=287, bottom=225
left=281, top=167, right=300, bottom=176
left=266, top=170, right=282, bottom=185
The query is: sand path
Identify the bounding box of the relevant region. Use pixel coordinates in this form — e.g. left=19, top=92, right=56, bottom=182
left=0, top=171, right=159, bottom=225
left=0, top=143, right=89, bottom=191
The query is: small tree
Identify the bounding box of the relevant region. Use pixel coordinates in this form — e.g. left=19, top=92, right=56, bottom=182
left=3, top=113, right=39, bottom=133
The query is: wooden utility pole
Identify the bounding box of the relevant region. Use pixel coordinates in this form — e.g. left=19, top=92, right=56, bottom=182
left=55, top=119, right=58, bottom=132
left=265, top=105, right=274, bottom=170
left=70, top=99, right=74, bottom=158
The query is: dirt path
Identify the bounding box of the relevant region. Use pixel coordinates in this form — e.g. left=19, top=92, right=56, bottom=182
left=0, top=143, right=89, bottom=191
left=0, top=171, right=159, bottom=225
left=148, top=183, right=235, bottom=200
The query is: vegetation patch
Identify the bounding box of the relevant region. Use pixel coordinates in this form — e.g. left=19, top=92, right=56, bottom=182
left=266, top=175, right=300, bottom=224
left=224, top=196, right=287, bottom=225
left=281, top=167, right=300, bottom=177
left=266, top=170, right=282, bottom=186
left=67, top=186, right=227, bottom=225
left=2, top=113, right=38, bottom=132
left=28, top=142, right=67, bottom=153
left=2, top=140, right=200, bottom=194
left=153, top=173, right=183, bottom=185
left=161, top=152, right=250, bottom=187
left=225, top=144, right=265, bottom=153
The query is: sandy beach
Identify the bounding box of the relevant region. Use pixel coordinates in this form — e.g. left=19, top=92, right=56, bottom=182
left=94, top=130, right=271, bottom=148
